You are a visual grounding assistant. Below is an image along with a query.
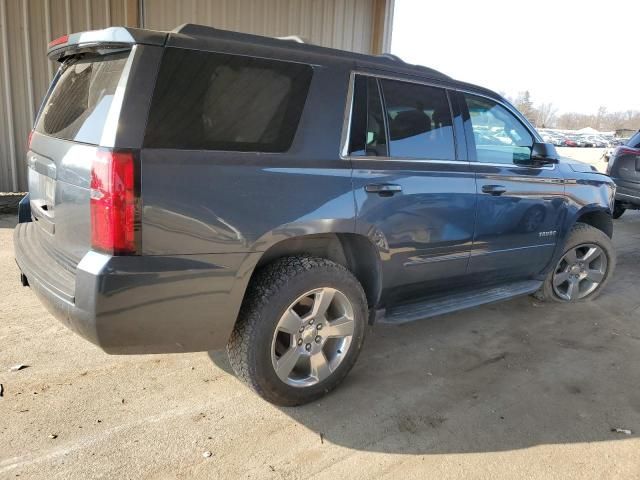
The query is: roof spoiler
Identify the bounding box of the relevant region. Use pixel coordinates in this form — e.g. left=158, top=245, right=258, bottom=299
left=47, top=27, right=167, bottom=61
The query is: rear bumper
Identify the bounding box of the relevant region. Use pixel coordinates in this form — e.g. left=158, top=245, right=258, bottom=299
left=14, top=222, right=256, bottom=354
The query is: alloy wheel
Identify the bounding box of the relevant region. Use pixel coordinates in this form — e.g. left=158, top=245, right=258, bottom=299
left=552, top=243, right=608, bottom=301
left=271, top=287, right=355, bottom=387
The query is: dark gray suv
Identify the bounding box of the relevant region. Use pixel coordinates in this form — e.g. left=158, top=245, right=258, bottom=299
left=15, top=25, right=617, bottom=405
left=607, top=130, right=640, bottom=218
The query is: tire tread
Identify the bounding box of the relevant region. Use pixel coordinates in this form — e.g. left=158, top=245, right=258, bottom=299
left=227, top=256, right=366, bottom=405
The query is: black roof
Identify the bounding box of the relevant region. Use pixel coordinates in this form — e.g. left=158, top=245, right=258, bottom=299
left=171, top=23, right=452, bottom=82
left=54, top=23, right=502, bottom=102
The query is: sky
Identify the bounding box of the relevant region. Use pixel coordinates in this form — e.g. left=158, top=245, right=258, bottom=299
left=391, top=0, right=639, bottom=115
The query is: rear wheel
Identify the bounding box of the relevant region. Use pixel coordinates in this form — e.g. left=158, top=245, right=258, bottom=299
left=227, top=256, right=367, bottom=406
left=535, top=223, right=615, bottom=302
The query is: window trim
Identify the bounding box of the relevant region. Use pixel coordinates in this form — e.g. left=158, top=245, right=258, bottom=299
left=340, top=71, right=553, bottom=170
left=346, top=75, right=390, bottom=157
left=375, top=77, right=390, bottom=157
left=340, top=71, right=463, bottom=164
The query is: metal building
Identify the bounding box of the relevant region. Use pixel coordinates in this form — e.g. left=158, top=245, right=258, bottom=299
left=0, top=0, right=394, bottom=192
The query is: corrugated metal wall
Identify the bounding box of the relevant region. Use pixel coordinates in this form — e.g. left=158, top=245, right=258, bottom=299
left=0, top=0, right=137, bottom=192
left=142, top=0, right=385, bottom=55
left=0, top=0, right=391, bottom=192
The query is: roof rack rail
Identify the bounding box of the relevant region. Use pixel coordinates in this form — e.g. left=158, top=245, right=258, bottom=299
left=276, top=35, right=306, bottom=44
left=170, top=23, right=451, bottom=81
left=378, top=53, right=403, bottom=62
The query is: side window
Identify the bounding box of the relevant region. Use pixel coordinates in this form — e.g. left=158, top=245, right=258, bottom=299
left=144, top=48, right=313, bottom=152
left=380, top=79, right=455, bottom=160
left=348, top=75, right=387, bottom=156
left=464, top=94, right=534, bottom=164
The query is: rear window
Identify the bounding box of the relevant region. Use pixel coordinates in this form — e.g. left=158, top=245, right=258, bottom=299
left=144, top=48, right=313, bottom=152
left=34, top=52, right=129, bottom=144
left=627, top=131, right=640, bottom=148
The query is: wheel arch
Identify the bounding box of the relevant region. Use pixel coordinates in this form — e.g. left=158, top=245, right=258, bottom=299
left=245, top=233, right=383, bottom=310
left=574, top=207, right=613, bottom=238
left=538, top=205, right=613, bottom=280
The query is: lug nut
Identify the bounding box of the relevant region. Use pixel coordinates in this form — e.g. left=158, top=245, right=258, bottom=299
left=309, top=319, right=314, bottom=325
left=315, top=335, right=322, bottom=343
left=297, top=338, right=303, bottom=346
left=299, top=326, right=305, bottom=333
left=305, top=343, right=312, bottom=351
left=316, top=324, right=322, bottom=330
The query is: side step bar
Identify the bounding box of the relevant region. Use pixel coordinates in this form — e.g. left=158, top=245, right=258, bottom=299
left=382, top=280, right=542, bottom=325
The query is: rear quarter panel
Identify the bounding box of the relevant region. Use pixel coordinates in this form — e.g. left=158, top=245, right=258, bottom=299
left=140, top=65, right=357, bottom=255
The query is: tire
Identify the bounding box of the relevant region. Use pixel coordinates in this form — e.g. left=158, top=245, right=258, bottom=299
left=613, top=202, right=626, bottom=219
left=227, top=256, right=368, bottom=406
left=535, top=223, right=615, bottom=303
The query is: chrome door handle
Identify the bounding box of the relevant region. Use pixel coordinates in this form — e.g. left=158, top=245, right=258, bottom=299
left=365, top=184, right=402, bottom=196
left=481, top=185, right=507, bottom=196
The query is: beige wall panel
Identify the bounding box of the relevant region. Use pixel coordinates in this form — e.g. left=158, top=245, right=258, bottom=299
left=0, top=0, right=132, bottom=191
left=142, top=0, right=377, bottom=54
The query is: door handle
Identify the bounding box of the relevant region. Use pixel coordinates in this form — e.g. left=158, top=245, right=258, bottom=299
left=482, top=184, right=507, bottom=196
left=365, top=184, right=402, bottom=196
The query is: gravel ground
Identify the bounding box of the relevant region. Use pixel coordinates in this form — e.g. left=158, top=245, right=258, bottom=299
left=1, top=149, right=639, bottom=479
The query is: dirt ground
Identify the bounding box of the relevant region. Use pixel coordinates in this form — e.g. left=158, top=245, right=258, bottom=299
left=1, top=150, right=639, bottom=479
left=557, top=146, right=609, bottom=173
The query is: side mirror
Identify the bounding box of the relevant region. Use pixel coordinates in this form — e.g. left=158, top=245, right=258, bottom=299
left=531, top=142, right=559, bottom=164
left=515, top=142, right=559, bottom=166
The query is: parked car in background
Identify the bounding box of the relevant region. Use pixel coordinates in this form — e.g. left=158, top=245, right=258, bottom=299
left=583, top=136, right=601, bottom=147
left=576, top=136, right=596, bottom=148
left=542, top=133, right=565, bottom=147
left=587, top=136, right=610, bottom=148
left=14, top=25, right=617, bottom=406
left=599, top=137, right=614, bottom=148
left=607, top=130, right=640, bottom=218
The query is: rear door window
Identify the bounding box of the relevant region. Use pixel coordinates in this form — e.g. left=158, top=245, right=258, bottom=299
left=144, top=48, right=313, bottom=152
left=348, top=75, right=388, bottom=156
left=34, top=52, right=129, bottom=145
left=379, top=79, right=456, bottom=160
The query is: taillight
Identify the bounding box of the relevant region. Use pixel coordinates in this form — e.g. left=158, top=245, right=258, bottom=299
left=614, top=146, right=640, bottom=157
left=90, top=150, right=138, bottom=255
left=48, top=34, right=69, bottom=49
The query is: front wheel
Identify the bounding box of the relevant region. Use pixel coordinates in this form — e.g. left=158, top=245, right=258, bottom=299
left=535, top=223, right=615, bottom=302
left=227, top=256, right=367, bottom=406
